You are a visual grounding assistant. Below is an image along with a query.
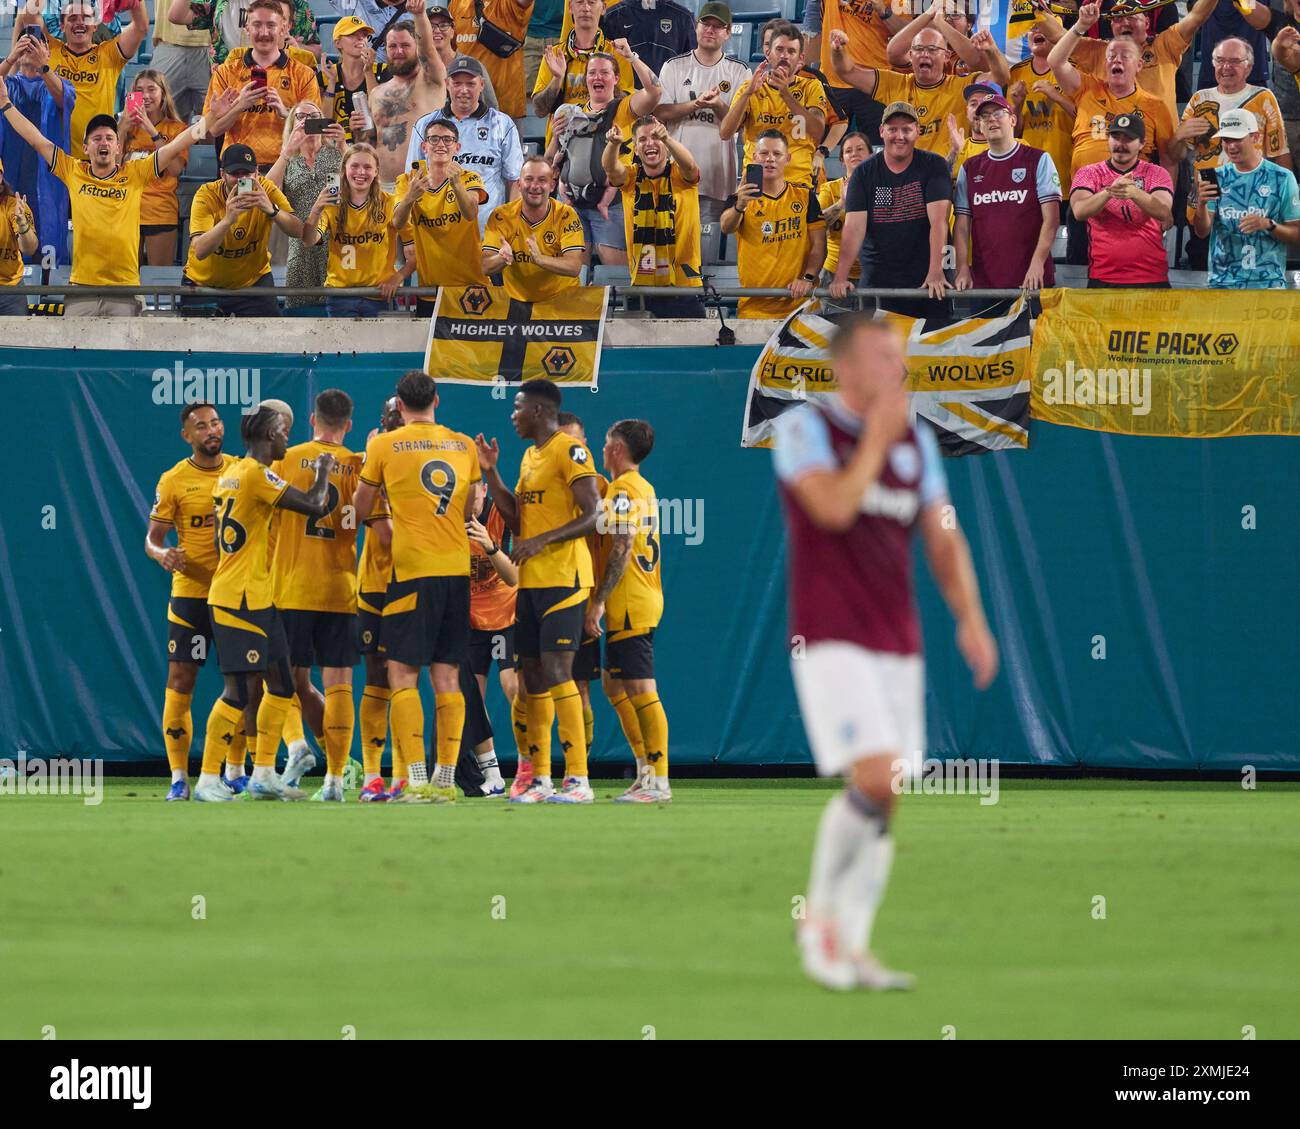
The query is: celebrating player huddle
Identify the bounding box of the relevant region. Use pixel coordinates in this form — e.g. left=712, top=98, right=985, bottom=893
left=145, top=375, right=668, bottom=806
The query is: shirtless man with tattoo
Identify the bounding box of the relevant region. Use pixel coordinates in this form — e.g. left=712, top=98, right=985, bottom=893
left=369, top=0, right=448, bottom=190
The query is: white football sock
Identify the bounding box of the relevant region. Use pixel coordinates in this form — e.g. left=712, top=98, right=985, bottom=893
left=806, top=791, right=864, bottom=928
left=475, top=749, right=504, bottom=789
left=537, top=775, right=553, bottom=789
left=834, top=792, right=894, bottom=959
left=323, top=773, right=342, bottom=789
left=197, top=772, right=221, bottom=788
left=172, top=769, right=186, bottom=783
left=224, top=764, right=245, bottom=781
left=407, top=759, right=429, bottom=785
left=433, top=762, right=456, bottom=788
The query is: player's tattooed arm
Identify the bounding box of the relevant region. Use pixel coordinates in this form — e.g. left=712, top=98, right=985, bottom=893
left=145, top=519, right=188, bottom=574
left=277, top=453, right=336, bottom=518
left=475, top=435, right=521, bottom=533
left=511, top=475, right=600, bottom=565
left=584, top=531, right=633, bottom=637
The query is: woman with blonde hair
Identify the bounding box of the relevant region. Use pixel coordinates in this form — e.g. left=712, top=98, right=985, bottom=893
left=267, top=100, right=346, bottom=308
left=119, top=69, right=189, bottom=267
left=302, top=142, right=408, bottom=317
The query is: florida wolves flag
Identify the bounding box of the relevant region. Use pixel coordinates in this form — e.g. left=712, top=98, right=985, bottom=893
left=424, top=285, right=610, bottom=388
left=741, top=298, right=1033, bottom=455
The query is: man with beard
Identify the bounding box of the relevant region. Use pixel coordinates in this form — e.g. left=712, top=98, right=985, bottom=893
left=146, top=403, right=238, bottom=801
left=369, top=1, right=449, bottom=191
left=719, top=21, right=828, bottom=189
left=13, top=0, right=148, bottom=156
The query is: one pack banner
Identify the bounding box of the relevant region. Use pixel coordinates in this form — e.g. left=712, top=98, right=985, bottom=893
left=424, top=284, right=610, bottom=388
left=741, top=297, right=1032, bottom=455
left=1030, top=288, right=1300, bottom=437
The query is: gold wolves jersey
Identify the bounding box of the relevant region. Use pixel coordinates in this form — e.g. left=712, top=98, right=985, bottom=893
left=150, top=454, right=236, bottom=599
left=603, top=470, right=663, bottom=631
left=49, top=36, right=130, bottom=153
left=396, top=163, right=489, bottom=287
left=357, top=491, right=392, bottom=594
left=51, top=150, right=158, bottom=286
left=733, top=72, right=831, bottom=187
left=515, top=431, right=597, bottom=589
left=208, top=456, right=290, bottom=611
left=730, top=182, right=824, bottom=319
left=482, top=198, right=586, bottom=303
left=271, top=441, right=364, bottom=613
left=316, top=193, right=399, bottom=289
left=360, top=421, right=481, bottom=581
left=587, top=472, right=609, bottom=591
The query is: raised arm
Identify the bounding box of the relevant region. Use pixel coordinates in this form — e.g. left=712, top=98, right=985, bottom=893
left=473, top=435, right=519, bottom=533
left=0, top=97, right=55, bottom=165
left=828, top=29, right=879, bottom=96
left=886, top=4, right=938, bottom=69
left=1175, top=0, right=1222, bottom=41
left=1047, top=2, right=1099, bottom=97
left=602, top=124, right=629, bottom=186
left=275, top=455, right=335, bottom=518
left=119, top=0, right=151, bottom=60
left=411, top=0, right=447, bottom=89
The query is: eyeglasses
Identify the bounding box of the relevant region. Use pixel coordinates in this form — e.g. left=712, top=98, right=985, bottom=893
left=1212, top=57, right=1248, bottom=67
left=424, top=136, right=457, bottom=147
left=910, top=45, right=947, bottom=55
left=295, top=112, right=321, bottom=121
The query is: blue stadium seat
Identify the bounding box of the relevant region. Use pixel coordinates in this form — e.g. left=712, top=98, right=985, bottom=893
left=590, top=264, right=627, bottom=286
left=728, top=0, right=785, bottom=22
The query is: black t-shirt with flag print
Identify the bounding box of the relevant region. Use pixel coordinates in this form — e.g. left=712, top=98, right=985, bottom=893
left=843, top=149, right=951, bottom=288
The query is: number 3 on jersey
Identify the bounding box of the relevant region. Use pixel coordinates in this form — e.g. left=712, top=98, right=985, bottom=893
left=421, top=459, right=458, bottom=515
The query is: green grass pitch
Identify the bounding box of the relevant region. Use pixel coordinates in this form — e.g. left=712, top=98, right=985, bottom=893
left=3, top=778, right=1298, bottom=1039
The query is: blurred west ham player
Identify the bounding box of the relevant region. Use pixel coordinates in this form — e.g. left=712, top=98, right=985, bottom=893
left=772, top=314, right=998, bottom=991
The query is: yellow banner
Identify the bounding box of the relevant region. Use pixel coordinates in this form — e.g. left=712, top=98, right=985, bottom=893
left=1030, top=289, right=1300, bottom=437
left=424, top=285, right=609, bottom=388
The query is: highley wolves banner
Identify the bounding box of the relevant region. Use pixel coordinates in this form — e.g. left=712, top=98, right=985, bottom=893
left=1030, top=288, right=1300, bottom=437
left=741, top=297, right=1033, bottom=455
left=424, top=285, right=610, bottom=388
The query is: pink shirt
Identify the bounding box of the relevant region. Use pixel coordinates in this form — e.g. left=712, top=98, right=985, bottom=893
left=1070, top=159, right=1173, bottom=284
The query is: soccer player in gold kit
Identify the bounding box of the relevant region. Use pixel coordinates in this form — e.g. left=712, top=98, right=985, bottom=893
left=475, top=379, right=602, bottom=804
left=146, top=403, right=237, bottom=801
left=196, top=406, right=334, bottom=802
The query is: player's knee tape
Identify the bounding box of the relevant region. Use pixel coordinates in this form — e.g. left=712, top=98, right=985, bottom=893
left=846, top=785, right=891, bottom=833
left=221, top=678, right=249, bottom=712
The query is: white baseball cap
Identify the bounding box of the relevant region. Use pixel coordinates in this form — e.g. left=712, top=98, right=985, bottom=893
left=1214, top=109, right=1260, bottom=139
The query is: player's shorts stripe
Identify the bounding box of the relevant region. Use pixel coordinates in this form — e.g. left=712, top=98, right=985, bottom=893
left=608, top=626, right=653, bottom=643
left=357, top=596, right=383, bottom=616
left=381, top=591, right=419, bottom=616
left=541, top=588, right=589, bottom=617
left=167, top=608, right=196, bottom=629
left=211, top=607, right=269, bottom=636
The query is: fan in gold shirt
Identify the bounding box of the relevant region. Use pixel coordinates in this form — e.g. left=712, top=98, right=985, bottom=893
left=394, top=119, right=489, bottom=314
left=475, top=379, right=602, bottom=806
left=182, top=143, right=304, bottom=317
left=0, top=99, right=204, bottom=315
left=481, top=156, right=585, bottom=301
left=145, top=403, right=237, bottom=802
left=303, top=143, right=407, bottom=318
left=353, top=372, right=482, bottom=805
left=584, top=419, right=671, bottom=804
left=196, top=405, right=335, bottom=804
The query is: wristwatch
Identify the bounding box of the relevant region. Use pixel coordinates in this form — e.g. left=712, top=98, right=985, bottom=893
left=1267, top=218, right=1277, bottom=232
left=815, top=145, right=830, bottom=158
left=801, top=272, right=817, bottom=282
left=268, top=204, right=281, bottom=219
left=487, top=542, right=500, bottom=556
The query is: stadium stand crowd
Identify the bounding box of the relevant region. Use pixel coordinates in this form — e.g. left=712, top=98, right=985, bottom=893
left=0, top=0, right=1298, bottom=317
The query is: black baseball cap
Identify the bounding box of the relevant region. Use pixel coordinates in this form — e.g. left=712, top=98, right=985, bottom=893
left=219, top=143, right=258, bottom=174
left=1108, top=113, right=1145, bottom=141
left=448, top=54, right=488, bottom=79
left=698, top=2, right=732, bottom=24
left=426, top=5, right=453, bottom=22
left=83, top=113, right=118, bottom=140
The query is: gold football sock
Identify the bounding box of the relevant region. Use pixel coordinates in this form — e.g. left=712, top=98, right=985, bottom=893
left=244, top=733, right=258, bottom=769
left=434, top=691, right=466, bottom=768
left=323, top=685, right=355, bottom=777
left=226, top=728, right=248, bottom=776
left=509, top=694, right=528, bottom=762
left=281, top=695, right=306, bottom=747
left=550, top=680, right=587, bottom=778
left=390, top=687, right=426, bottom=784
left=631, top=692, right=669, bottom=778
left=609, top=692, right=645, bottom=762
left=582, top=702, right=595, bottom=750
left=524, top=692, right=555, bottom=779
left=255, top=693, right=294, bottom=767
left=359, top=686, right=391, bottom=776
left=162, top=689, right=193, bottom=773
left=201, top=699, right=245, bottom=776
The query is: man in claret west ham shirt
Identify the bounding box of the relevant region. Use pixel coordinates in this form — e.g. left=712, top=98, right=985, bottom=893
left=953, top=93, right=1061, bottom=291
left=772, top=314, right=999, bottom=993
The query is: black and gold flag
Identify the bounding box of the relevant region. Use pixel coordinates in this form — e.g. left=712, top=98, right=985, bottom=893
left=424, top=285, right=610, bottom=388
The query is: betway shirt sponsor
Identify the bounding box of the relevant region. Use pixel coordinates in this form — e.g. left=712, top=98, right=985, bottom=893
left=954, top=142, right=1060, bottom=288
left=658, top=51, right=752, bottom=202
left=773, top=396, right=946, bottom=656
left=1206, top=159, right=1300, bottom=290
left=406, top=104, right=523, bottom=233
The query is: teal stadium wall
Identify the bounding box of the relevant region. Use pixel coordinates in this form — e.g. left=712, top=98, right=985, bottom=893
left=1, top=345, right=1297, bottom=771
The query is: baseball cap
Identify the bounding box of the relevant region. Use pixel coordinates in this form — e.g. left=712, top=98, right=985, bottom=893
left=963, top=79, right=1003, bottom=101
left=698, top=1, right=732, bottom=24
left=881, top=100, right=919, bottom=123
left=1214, top=108, right=1260, bottom=139
left=332, top=15, right=375, bottom=40
left=1108, top=113, right=1145, bottom=141
left=974, top=94, right=1013, bottom=116
left=219, top=143, right=258, bottom=174
left=448, top=54, right=488, bottom=79
left=426, top=5, right=454, bottom=23
left=83, top=113, right=119, bottom=141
